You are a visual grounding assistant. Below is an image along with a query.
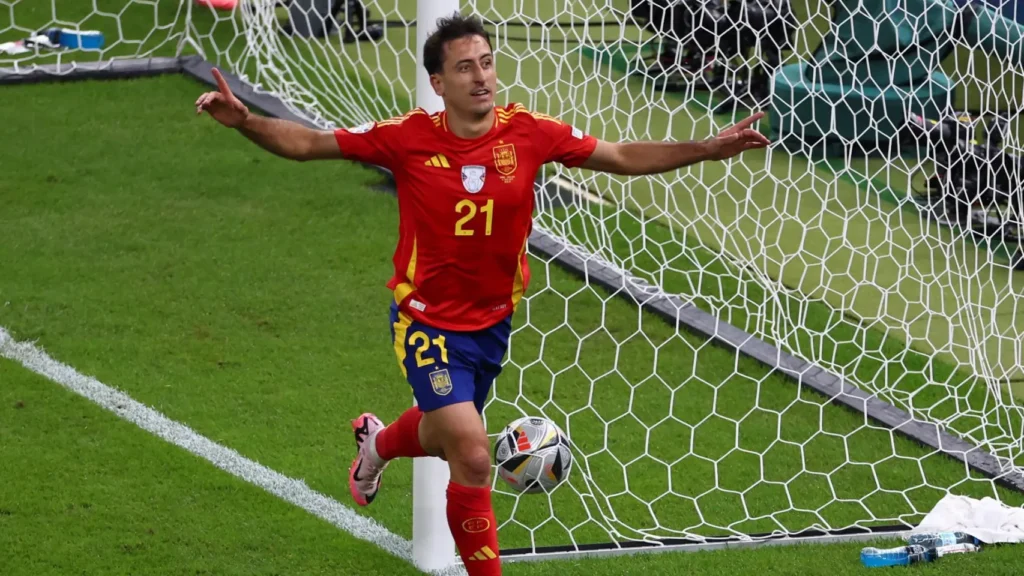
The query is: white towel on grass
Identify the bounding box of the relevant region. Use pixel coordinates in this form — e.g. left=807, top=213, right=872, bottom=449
left=912, top=494, right=1024, bottom=544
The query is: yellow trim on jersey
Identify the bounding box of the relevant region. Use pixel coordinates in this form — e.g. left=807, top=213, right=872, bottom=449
left=391, top=235, right=418, bottom=378
left=495, top=104, right=563, bottom=126
left=529, top=111, right=562, bottom=124
left=511, top=235, right=529, bottom=312
left=424, top=154, right=450, bottom=168
left=496, top=104, right=526, bottom=117
left=393, top=282, right=416, bottom=308
left=377, top=108, right=427, bottom=127
left=392, top=310, right=413, bottom=378
left=392, top=236, right=418, bottom=306
left=496, top=104, right=527, bottom=125
left=406, top=236, right=417, bottom=280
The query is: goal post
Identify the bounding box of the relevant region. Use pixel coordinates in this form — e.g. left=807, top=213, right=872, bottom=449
left=411, top=4, right=460, bottom=573
left=4, top=0, right=1024, bottom=569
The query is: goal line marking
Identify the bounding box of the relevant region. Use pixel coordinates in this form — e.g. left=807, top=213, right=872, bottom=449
left=0, top=326, right=465, bottom=576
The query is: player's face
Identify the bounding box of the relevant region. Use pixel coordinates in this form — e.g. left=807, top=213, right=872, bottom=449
left=434, top=35, right=496, bottom=117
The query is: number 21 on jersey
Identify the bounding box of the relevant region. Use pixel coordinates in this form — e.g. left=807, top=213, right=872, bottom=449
left=455, top=198, right=494, bottom=236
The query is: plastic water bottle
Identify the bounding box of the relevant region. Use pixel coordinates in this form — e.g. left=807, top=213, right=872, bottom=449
left=861, top=541, right=980, bottom=568
left=860, top=544, right=932, bottom=567
left=935, top=543, right=982, bottom=557
left=907, top=531, right=979, bottom=548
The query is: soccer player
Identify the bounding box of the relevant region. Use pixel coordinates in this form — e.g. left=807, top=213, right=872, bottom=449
left=195, top=12, right=769, bottom=575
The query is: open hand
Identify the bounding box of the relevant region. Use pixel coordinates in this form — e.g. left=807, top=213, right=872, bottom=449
left=709, top=111, right=771, bottom=160
left=195, top=68, right=249, bottom=128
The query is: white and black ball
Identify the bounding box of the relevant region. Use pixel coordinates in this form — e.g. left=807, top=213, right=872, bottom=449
left=493, top=416, right=572, bottom=494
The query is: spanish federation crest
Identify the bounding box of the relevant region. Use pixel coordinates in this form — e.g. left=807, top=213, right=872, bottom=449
left=461, top=165, right=486, bottom=194
left=429, top=369, right=453, bottom=396
left=492, top=142, right=518, bottom=183
left=492, top=143, right=517, bottom=175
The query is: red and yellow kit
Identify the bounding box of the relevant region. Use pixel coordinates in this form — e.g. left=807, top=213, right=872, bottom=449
left=334, top=104, right=597, bottom=331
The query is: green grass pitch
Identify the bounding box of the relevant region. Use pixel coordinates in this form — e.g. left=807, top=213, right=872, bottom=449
left=4, top=0, right=1024, bottom=390
left=1, top=71, right=1022, bottom=575
left=2, top=0, right=1024, bottom=572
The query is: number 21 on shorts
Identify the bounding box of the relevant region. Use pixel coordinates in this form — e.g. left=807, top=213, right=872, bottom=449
left=408, top=330, right=449, bottom=368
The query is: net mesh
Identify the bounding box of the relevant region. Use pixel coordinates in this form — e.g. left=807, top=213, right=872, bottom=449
left=6, top=0, right=1024, bottom=554
left=0, top=0, right=186, bottom=72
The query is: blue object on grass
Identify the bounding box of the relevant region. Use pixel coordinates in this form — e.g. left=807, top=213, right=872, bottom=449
left=860, top=545, right=932, bottom=567
left=58, top=29, right=104, bottom=50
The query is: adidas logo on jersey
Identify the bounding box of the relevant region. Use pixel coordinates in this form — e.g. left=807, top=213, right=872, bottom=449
left=424, top=154, right=450, bottom=168
left=465, top=545, right=498, bottom=561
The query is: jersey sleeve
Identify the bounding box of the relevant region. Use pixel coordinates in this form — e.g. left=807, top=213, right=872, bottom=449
left=536, top=116, right=599, bottom=168
left=333, top=118, right=405, bottom=168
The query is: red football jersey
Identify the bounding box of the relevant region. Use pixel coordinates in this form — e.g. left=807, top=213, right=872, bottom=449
left=333, top=103, right=598, bottom=331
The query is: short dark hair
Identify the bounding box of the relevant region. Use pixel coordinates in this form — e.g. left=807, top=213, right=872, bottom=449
left=422, top=12, right=492, bottom=75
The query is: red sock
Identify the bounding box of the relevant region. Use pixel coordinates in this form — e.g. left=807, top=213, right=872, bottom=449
left=374, top=407, right=428, bottom=460
left=447, top=482, right=501, bottom=575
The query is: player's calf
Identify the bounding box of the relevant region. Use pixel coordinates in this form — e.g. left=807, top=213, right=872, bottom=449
left=375, top=405, right=432, bottom=460
left=424, top=402, right=502, bottom=575
left=349, top=405, right=440, bottom=507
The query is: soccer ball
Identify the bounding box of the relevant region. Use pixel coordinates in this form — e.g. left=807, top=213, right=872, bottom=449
left=493, top=416, right=572, bottom=494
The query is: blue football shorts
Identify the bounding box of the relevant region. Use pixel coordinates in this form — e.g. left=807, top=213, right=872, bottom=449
left=389, top=302, right=512, bottom=413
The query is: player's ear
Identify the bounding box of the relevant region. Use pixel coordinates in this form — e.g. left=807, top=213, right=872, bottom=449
left=430, top=73, right=444, bottom=97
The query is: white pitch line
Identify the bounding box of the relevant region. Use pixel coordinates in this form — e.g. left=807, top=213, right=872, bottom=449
left=0, top=326, right=466, bottom=576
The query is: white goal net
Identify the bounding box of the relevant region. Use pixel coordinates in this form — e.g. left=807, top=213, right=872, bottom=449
left=6, top=0, right=1024, bottom=557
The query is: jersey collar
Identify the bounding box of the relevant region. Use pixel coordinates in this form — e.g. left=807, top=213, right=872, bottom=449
left=438, top=108, right=500, bottom=142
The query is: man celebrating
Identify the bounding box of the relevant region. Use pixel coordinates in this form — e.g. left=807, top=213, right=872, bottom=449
left=195, top=11, right=769, bottom=575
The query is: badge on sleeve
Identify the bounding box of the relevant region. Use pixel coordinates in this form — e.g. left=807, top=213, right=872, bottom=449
left=347, top=121, right=374, bottom=134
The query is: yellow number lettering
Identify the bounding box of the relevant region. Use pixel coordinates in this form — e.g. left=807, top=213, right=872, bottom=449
left=432, top=335, right=449, bottom=364
left=409, top=331, right=449, bottom=367
left=480, top=199, right=493, bottom=236
left=409, top=331, right=433, bottom=367
left=454, top=199, right=495, bottom=236
left=455, top=199, right=476, bottom=236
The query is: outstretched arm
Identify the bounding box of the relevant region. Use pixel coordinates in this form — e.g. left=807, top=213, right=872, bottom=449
left=195, top=68, right=340, bottom=162
left=581, top=112, right=771, bottom=176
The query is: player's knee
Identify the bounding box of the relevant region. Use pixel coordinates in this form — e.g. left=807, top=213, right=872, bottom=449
left=424, top=401, right=491, bottom=484
left=448, top=439, right=492, bottom=486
